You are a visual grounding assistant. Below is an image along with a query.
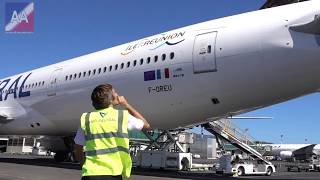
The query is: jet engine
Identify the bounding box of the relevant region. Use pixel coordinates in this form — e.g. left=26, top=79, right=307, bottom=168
left=279, top=151, right=293, bottom=159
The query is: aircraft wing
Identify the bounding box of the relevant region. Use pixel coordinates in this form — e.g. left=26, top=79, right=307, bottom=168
left=0, top=114, right=14, bottom=124
left=0, top=102, right=29, bottom=124
left=290, top=15, right=320, bottom=35
left=260, top=0, right=309, bottom=9
left=292, top=144, right=317, bottom=156
left=0, top=105, right=18, bottom=124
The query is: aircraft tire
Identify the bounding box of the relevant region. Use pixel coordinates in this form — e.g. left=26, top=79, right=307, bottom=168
left=54, top=151, right=68, bottom=162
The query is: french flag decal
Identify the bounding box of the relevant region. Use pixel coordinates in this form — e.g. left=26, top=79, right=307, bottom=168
left=144, top=68, right=170, bottom=81
left=144, top=71, right=156, bottom=81
left=5, top=2, right=34, bottom=33
left=164, top=68, right=170, bottom=78
left=156, top=69, right=161, bottom=79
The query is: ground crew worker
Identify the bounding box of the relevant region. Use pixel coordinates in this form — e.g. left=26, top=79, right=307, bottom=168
left=74, top=84, right=150, bottom=180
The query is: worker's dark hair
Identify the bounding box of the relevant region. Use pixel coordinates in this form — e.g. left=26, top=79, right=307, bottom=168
left=91, top=84, right=113, bottom=110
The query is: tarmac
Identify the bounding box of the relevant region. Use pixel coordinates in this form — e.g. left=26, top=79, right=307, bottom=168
left=0, top=154, right=319, bottom=180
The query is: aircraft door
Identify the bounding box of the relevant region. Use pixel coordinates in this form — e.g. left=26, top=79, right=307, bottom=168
left=47, top=68, right=62, bottom=96
left=192, top=32, right=217, bottom=73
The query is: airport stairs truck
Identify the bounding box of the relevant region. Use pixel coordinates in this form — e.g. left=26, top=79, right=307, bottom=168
left=203, top=119, right=275, bottom=176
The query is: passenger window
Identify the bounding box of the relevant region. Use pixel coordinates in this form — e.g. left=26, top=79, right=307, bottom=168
left=140, top=58, right=144, bottom=65
left=121, top=63, right=124, bottom=69
left=65, top=76, right=68, bottom=81
left=93, top=69, right=96, bottom=75
left=83, top=72, right=87, bottom=77
left=69, top=75, right=72, bottom=80
left=170, top=52, right=174, bottom=59
left=88, top=70, right=91, bottom=76
left=42, top=81, right=45, bottom=85
left=154, top=55, right=158, bottom=63
left=162, top=54, right=166, bottom=61
left=133, top=60, right=137, bottom=67
left=147, top=57, right=151, bottom=64
left=109, top=66, right=112, bottom=72
left=104, top=67, right=107, bottom=73
left=115, top=64, right=118, bottom=70
left=98, top=68, right=101, bottom=74
left=127, top=62, right=130, bottom=68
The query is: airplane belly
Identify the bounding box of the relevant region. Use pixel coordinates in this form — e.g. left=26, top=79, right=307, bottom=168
left=0, top=108, right=62, bottom=135
left=213, top=55, right=320, bottom=119
left=33, top=88, right=93, bottom=135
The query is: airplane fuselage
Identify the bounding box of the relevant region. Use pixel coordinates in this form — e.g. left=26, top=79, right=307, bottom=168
left=1, top=1, right=320, bottom=136
left=264, top=144, right=320, bottom=160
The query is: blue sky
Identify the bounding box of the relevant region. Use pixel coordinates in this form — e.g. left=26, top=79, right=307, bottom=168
left=1, top=1, right=319, bottom=144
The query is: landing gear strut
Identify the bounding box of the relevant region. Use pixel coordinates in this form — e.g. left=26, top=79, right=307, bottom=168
left=53, top=136, right=75, bottom=162
left=143, top=129, right=186, bottom=152
left=54, top=151, right=69, bottom=162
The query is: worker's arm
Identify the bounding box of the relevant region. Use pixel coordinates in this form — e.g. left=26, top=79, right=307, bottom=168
left=114, top=95, right=151, bottom=130
left=124, top=101, right=150, bottom=130
left=74, top=144, right=85, bottom=166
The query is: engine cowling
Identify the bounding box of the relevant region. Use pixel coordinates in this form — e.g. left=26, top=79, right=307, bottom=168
left=280, top=151, right=293, bottom=159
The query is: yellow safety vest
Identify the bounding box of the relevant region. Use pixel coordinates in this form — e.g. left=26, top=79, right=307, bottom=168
left=80, top=107, right=132, bottom=178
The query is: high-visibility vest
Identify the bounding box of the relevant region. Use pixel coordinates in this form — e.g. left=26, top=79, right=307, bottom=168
left=80, top=107, right=132, bottom=178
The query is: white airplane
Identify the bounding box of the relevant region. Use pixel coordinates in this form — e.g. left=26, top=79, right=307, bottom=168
left=263, top=144, right=320, bottom=160
left=0, top=0, right=320, bottom=158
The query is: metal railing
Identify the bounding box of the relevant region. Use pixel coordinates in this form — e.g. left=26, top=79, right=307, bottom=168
left=210, top=119, right=267, bottom=155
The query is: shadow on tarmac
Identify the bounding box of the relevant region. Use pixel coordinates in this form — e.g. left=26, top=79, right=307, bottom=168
left=0, top=156, right=235, bottom=179
left=0, top=155, right=312, bottom=180
left=132, top=168, right=238, bottom=180
left=0, top=155, right=81, bottom=170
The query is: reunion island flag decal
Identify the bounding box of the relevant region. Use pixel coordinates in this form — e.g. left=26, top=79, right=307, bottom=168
left=5, top=2, right=34, bottom=33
